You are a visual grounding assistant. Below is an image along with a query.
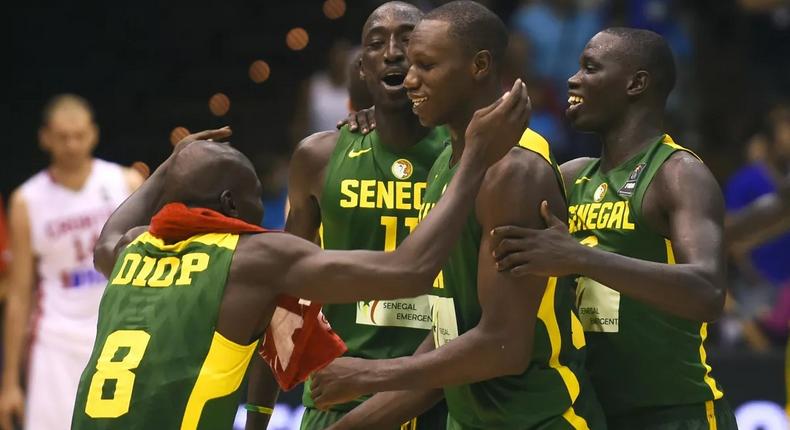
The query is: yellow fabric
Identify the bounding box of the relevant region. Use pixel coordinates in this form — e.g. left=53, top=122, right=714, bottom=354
left=130, top=232, right=239, bottom=252
left=180, top=332, right=258, bottom=430
left=562, top=407, right=591, bottom=430
left=536, top=278, right=581, bottom=402
left=518, top=128, right=552, bottom=165
left=705, top=400, right=718, bottom=430
left=666, top=239, right=724, bottom=400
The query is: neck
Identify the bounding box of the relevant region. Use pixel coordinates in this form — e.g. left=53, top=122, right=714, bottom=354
left=49, top=158, right=94, bottom=191
left=447, top=81, right=501, bottom=166
left=374, top=106, right=430, bottom=151
left=599, top=106, right=664, bottom=171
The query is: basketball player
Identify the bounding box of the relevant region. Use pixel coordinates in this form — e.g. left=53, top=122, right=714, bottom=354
left=287, top=3, right=450, bottom=429
left=0, top=95, right=144, bottom=430
left=490, top=28, right=738, bottom=429
left=310, top=3, right=605, bottom=429
left=68, top=73, right=529, bottom=429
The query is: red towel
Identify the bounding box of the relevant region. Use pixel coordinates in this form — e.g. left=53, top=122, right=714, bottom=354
left=149, top=203, right=346, bottom=390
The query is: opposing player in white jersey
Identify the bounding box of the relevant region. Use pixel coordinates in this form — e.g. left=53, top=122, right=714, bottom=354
left=0, top=94, right=144, bottom=430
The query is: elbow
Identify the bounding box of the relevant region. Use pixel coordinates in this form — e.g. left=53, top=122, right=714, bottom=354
left=700, top=283, right=726, bottom=322
left=93, top=241, right=116, bottom=278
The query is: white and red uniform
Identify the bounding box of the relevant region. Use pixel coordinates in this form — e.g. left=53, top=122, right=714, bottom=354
left=19, top=159, right=130, bottom=430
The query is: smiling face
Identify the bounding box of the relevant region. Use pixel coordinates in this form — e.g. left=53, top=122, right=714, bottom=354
left=359, top=3, right=422, bottom=111
left=566, top=31, right=632, bottom=133
left=403, top=19, right=474, bottom=127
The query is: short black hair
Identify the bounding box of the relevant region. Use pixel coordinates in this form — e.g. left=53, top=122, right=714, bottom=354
left=362, top=1, right=424, bottom=40
left=423, top=0, right=508, bottom=64
left=603, top=27, right=676, bottom=100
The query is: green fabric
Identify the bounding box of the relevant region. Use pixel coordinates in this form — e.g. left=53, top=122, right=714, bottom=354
left=72, top=233, right=241, bottom=430
left=300, top=401, right=447, bottom=430
left=607, top=398, right=737, bottom=430
left=418, top=136, right=603, bottom=429
left=568, top=135, right=725, bottom=417
left=303, top=126, right=449, bottom=412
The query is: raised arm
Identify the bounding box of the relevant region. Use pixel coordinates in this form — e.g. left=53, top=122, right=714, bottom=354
left=309, top=151, right=564, bottom=408
left=93, top=128, right=233, bottom=277
left=284, top=131, right=336, bottom=241
left=726, top=178, right=790, bottom=248
left=494, top=151, right=726, bottom=321
left=258, top=80, right=531, bottom=303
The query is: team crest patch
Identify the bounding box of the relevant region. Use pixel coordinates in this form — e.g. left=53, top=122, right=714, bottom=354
left=391, top=159, right=413, bottom=180
left=618, top=163, right=646, bottom=197
left=593, top=183, right=608, bottom=202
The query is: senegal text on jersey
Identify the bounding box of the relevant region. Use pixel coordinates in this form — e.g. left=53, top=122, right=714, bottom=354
left=568, top=201, right=636, bottom=234
left=339, top=179, right=427, bottom=211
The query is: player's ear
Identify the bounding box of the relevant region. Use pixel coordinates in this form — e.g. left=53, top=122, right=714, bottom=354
left=472, top=50, right=493, bottom=81
left=627, top=70, right=649, bottom=97
left=219, top=190, right=239, bottom=218
left=358, top=57, right=366, bottom=81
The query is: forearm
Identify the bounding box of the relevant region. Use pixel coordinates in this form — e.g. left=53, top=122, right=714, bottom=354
left=94, top=161, right=170, bottom=272
left=358, top=327, right=527, bottom=393
left=245, top=354, right=279, bottom=430
left=1, top=291, right=29, bottom=387
left=333, top=389, right=443, bottom=430
left=575, top=246, right=724, bottom=321
left=726, top=193, right=790, bottom=244
left=391, top=155, right=487, bottom=283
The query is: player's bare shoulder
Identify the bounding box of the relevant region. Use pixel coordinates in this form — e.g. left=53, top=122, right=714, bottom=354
left=484, top=146, right=559, bottom=194
left=292, top=131, right=341, bottom=174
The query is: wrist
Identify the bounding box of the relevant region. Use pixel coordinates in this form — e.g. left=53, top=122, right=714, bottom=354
left=571, top=243, right=595, bottom=275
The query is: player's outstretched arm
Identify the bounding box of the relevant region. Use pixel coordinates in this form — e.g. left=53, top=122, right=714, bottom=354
left=257, top=80, right=530, bottom=303
left=493, top=151, right=727, bottom=321
left=285, top=131, right=337, bottom=242
left=326, top=336, right=443, bottom=430
left=93, top=127, right=232, bottom=277
left=726, top=178, right=790, bottom=248
left=309, top=151, right=562, bottom=409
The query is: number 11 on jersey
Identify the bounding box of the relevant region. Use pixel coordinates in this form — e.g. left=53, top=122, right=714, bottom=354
left=380, top=216, right=418, bottom=252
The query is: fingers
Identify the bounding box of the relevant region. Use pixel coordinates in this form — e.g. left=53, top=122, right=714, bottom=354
left=336, top=118, right=348, bottom=129
left=540, top=200, right=566, bottom=229
left=191, top=126, right=232, bottom=142
left=495, top=251, right=531, bottom=275
left=489, top=225, right=528, bottom=245
left=494, top=79, right=524, bottom=117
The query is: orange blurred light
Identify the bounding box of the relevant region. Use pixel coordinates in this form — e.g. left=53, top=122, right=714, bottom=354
left=209, top=93, right=231, bottom=116
left=131, top=161, right=151, bottom=179
left=170, top=126, right=190, bottom=146
left=249, top=60, right=271, bottom=83
left=323, top=0, right=346, bottom=19
left=286, top=27, right=309, bottom=51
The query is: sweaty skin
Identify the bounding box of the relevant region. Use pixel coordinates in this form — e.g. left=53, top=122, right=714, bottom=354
left=90, top=79, right=527, bottom=429
left=491, top=31, right=726, bottom=323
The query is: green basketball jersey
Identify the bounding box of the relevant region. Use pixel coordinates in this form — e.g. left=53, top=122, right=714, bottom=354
left=302, top=125, right=449, bottom=411
left=418, top=130, right=602, bottom=430
left=72, top=232, right=257, bottom=430
left=568, top=134, right=724, bottom=417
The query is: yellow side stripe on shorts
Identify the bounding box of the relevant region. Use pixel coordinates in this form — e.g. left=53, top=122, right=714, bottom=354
left=536, top=278, right=581, bottom=402
left=562, top=407, right=590, bottom=430
left=705, top=400, right=717, bottom=430
left=400, top=417, right=417, bottom=430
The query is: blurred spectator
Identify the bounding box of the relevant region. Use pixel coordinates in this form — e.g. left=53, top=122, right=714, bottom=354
left=0, top=94, right=143, bottom=430
left=257, top=154, right=290, bottom=230
left=510, top=0, right=605, bottom=99
left=291, top=39, right=354, bottom=142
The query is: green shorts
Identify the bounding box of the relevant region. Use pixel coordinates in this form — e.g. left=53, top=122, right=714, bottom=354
left=607, top=398, right=738, bottom=430
left=300, top=400, right=447, bottom=430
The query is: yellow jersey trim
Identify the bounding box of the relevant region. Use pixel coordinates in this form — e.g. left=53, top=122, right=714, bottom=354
left=570, top=311, right=586, bottom=350
left=667, top=239, right=724, bottom=401
left=562, top=406, right=591, bottom=430
left=661, top=134, right=701, bottom=161
left=131, top=232, right=239, bottom=252
left=518, top=128, right=552, bottom=165
left=181, top=331, right=258, bottom=430
left=536, top=277, right=581, bottom=402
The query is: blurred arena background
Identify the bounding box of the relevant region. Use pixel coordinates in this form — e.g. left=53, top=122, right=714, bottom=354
left=5, top=0, right=790, bottom=429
